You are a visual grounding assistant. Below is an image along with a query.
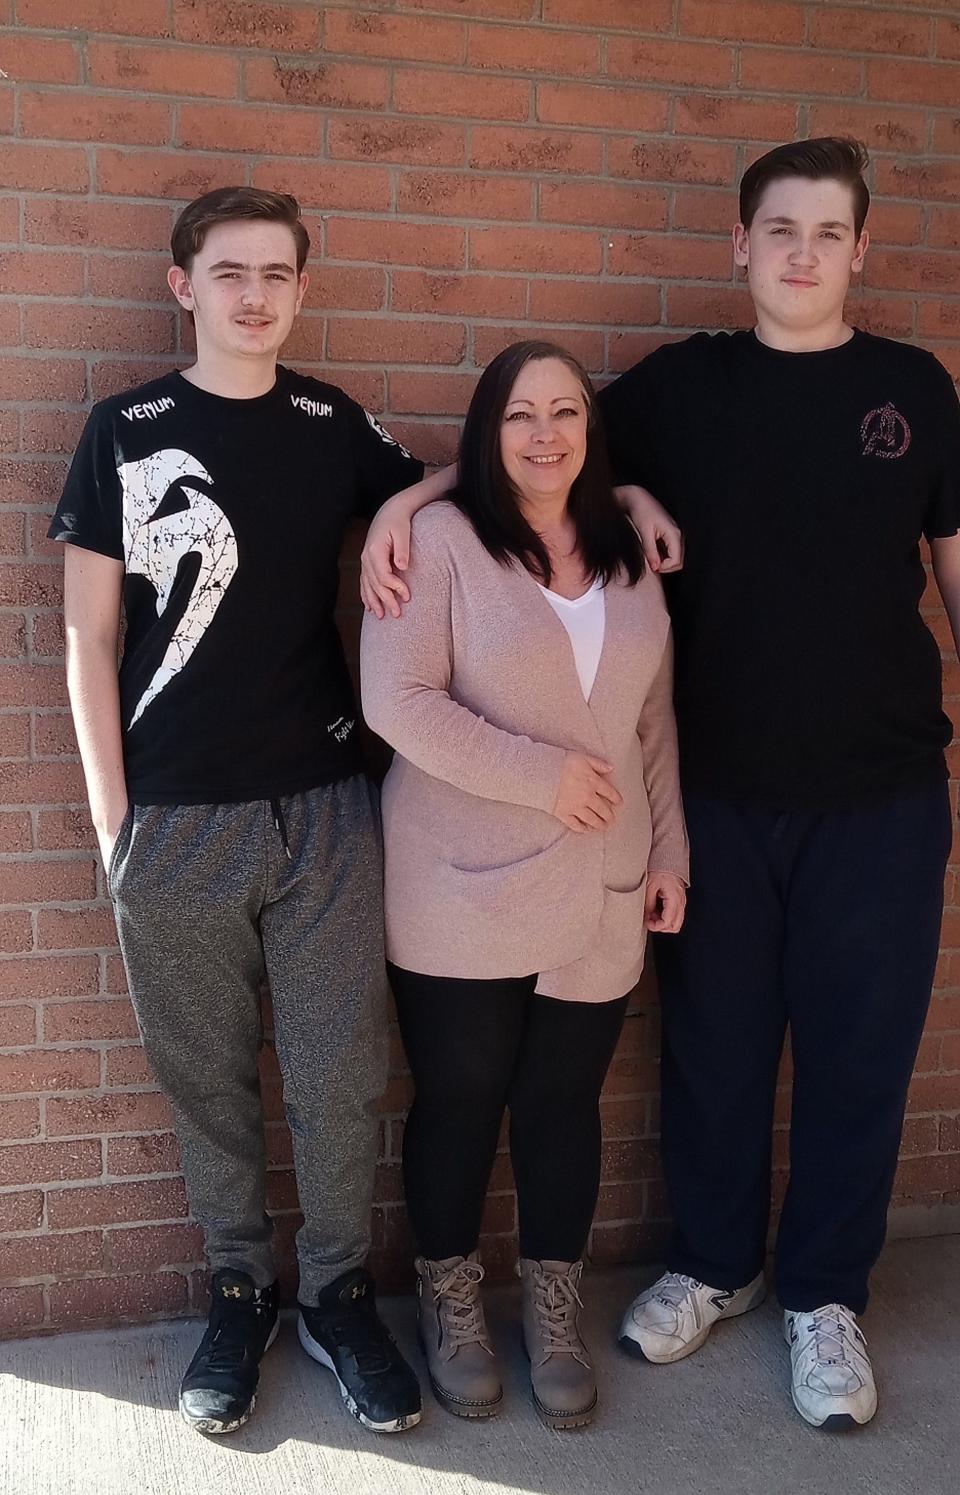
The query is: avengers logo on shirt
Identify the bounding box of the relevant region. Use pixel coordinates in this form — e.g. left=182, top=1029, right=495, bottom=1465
left=860, top=402, right=911, bottom=460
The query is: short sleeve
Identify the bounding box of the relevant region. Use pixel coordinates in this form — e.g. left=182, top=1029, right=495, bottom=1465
left=597, top=354, right=660, bottom=489
left=48, top=403, right=124, bottom=560
left=343, top=398, right=425, bottom=521
left=922, top=358, right=960, bottom=542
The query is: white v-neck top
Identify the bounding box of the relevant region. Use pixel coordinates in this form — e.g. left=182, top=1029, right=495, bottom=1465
left=536, top=576, right=606, bottom=700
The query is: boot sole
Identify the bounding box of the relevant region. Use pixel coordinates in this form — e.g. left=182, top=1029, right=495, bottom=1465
left=429, top=1374, right=503, bottom=1420
left=298, top=1315, right=422, bottom=1433
left=179, top=1318, right=279, bottom=1435
left=415, top=1330, right=502, bottom=1419
left=618, top=1274, right=767, bottom=1364
left=532, top=1389, right=597, bottom=1431
left=521, top=1331, right=597, bottom=1431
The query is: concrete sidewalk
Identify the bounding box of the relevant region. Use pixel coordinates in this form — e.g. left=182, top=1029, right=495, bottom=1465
left=2, top=1235, right=956, bottom=1495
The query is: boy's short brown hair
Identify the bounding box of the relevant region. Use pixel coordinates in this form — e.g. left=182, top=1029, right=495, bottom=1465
left=739, top=137, right=870, bottom=238
left=171, top=187, right=311, bottom=272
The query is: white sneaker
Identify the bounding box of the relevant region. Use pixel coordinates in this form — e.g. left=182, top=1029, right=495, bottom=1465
left=618, top=1270, right=766, bottom=1363
left=784, top=1304, right=877, bottom=1429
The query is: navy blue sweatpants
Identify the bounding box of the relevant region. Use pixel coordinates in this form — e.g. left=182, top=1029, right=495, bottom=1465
left=654, top=780, right=952, bottom=1314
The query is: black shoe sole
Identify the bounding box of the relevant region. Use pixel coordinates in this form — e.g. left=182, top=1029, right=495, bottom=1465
left=298, top=1315, right=421, bottom=1433
left=178, top=1318, right=279, bottom=1436
left=815, top=1413, right=863, bottom=1433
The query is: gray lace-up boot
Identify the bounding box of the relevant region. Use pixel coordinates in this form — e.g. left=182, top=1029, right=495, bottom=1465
left=415, top=1251, right=503, bottom=1418
left=520, top=1258, right=597, bottom=1430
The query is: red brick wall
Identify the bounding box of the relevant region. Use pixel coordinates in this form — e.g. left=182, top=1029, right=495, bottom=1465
left=1, top=0, right=960, bottom=1337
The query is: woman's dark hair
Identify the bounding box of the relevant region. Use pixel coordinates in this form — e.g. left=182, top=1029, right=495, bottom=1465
left=739, top=137, right=870, bottom=237
left=452, top=340, right=644, bottom=589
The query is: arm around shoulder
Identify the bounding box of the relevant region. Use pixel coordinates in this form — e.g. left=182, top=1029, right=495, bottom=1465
left=360, top=462, right=458, bottom=618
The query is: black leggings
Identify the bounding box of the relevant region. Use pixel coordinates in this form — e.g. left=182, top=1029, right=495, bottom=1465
left=389, top=965, right=627, bottom=1263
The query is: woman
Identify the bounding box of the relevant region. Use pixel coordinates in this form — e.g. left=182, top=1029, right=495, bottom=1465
left=360, top=341, right=687, bottom=1430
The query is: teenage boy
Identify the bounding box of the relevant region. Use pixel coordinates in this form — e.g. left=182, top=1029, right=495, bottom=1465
left=51, top=188, right=424, bottom=1437
left=600, top=138, right=960, bottom=1432
left=360, top=138, right=960, bottom=1431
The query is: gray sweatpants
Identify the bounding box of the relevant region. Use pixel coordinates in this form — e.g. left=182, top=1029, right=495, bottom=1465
left=109, top=775, right=388, bottom=1303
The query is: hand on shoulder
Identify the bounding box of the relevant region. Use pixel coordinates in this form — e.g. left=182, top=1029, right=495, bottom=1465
left=360, top=496, right=413, bottom=619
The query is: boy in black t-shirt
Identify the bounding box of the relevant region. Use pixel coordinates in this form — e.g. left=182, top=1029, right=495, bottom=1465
left=51, top=189, right=424, bottom=1437
left=361, top=139, right=960, bottom=1431
left=603, top=139, right=960, bottom=1432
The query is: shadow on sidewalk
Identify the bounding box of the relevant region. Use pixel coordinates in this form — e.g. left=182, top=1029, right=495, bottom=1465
left=1, top=1241, right=958, bottom=1495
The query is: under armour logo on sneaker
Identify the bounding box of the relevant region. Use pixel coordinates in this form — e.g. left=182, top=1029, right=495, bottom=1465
left=351, top=1284, right=366, bottom=1300
left=221, top=1285, right=243, bottom=1299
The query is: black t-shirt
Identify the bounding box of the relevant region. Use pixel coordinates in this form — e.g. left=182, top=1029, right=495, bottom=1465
left=50, top=366, right=423, bottom=803
left=599, top=329, right=960, bottom=809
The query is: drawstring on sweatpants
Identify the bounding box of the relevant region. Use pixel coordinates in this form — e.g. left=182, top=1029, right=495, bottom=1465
left=269, top=797, right=293, bottom=860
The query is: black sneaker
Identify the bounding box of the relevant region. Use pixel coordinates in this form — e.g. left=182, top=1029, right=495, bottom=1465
left=179, top=1269, right=279, bottom=1434
left=298, top=1267, right=422, bottom=1432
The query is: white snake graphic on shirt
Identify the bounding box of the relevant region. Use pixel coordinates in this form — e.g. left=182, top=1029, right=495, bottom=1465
left=119, top=448, right=238, bottom=727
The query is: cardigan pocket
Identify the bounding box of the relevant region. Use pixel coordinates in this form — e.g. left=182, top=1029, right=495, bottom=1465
left=445, top=831, right=596, bottom=962
left=597, top=879, right=648, bottom=962
left=448, top=827, right=569, bottom=879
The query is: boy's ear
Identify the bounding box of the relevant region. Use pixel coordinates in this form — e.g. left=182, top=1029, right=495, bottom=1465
left=732, top=222, right=749, bottom=269
left=167, top=265, right=194, bottom=309
left=851, top=228, right=869, bottom=275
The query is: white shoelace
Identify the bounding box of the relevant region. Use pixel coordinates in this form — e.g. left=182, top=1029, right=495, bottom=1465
left=800, top=1305, right=866, bottom=1367
left=651, top=1272, right=702, bottom=1307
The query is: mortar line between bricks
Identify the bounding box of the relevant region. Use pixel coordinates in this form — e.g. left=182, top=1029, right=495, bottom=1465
left=9, top=54, right=762, bottom=97
left=18, top=186, right=960, bottom=220
left=0, top=1220, right=94, bottom=1241
left=824, top=0, right=960, bottom=16
left=18, top=88, right=960, bottom=126
left=26, top=999, right=130, bottom=1012
left=29, top=1129, right=171, bottom=1144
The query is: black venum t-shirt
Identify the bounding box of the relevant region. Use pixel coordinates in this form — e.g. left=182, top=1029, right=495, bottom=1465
left=599, top=329, right=960, bottom=809
left=49, top=366, right=424, bottom=803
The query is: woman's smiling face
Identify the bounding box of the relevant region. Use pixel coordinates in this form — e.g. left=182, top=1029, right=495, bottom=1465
left=499, top=356, right=589, bottom=506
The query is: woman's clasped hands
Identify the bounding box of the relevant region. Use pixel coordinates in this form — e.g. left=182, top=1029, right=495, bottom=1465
left=552, top=751, right=622, bottom=833
left=551, top=754, right=686, bottom=933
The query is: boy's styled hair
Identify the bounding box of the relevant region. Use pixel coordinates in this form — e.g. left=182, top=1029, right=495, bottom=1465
left=171, top=187, right=311, bottom=272
left=739, top=137, right=870, bottom=237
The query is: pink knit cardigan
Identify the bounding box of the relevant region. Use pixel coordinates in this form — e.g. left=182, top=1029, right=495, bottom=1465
left=360, top=502, right=688, bottom=1002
